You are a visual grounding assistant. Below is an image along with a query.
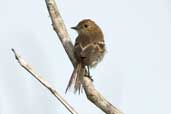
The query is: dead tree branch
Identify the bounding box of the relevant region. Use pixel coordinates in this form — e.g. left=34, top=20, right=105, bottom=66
left=11, top=49, right=78, bottom=114
left=44, top=0, right=123, bottom=114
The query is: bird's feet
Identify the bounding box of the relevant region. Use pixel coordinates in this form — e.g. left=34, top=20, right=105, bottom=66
left=84, top=74, right=94, bottom=82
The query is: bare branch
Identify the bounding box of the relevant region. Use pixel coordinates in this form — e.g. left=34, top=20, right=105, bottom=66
left=44, top=0, right=123, bottom=114
left=11, top=48, right=78, bottom=114
left=83, top=77, right=123, bottom=114
left=45, top=0, right=77, bottom=67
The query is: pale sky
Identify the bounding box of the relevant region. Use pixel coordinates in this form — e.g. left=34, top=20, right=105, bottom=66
left=0, top=0, right=171, bottom=114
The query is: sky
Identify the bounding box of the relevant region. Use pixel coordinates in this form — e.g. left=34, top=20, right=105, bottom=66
left=0, top=0, right=171, bottom=114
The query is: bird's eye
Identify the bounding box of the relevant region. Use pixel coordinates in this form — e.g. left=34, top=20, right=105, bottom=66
left=84, top=24, right=88, bottom=28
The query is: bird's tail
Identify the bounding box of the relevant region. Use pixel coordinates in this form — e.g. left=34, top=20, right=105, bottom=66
left=65, top=63, right=85, bottom=94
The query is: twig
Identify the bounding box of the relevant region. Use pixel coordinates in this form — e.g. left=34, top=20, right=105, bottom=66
left=44, top=0, right=123, bottom=114
left=11, top=49, right=78, bottom=114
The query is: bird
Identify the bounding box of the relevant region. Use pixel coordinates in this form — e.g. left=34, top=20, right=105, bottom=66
left=65, top=19, right=106, bottom=93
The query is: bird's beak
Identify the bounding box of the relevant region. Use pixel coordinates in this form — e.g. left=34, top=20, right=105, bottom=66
left=71, top=26, right=77, bottom=30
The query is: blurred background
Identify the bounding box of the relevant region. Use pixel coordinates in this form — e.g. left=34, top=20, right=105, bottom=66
left=0, top=0, right=171, bottom=114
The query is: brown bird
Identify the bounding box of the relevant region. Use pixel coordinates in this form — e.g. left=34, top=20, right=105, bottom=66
left=66, top=19, right=106, bottom=93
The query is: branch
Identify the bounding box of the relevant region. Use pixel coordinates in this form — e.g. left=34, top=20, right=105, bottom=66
left=83, top=77, right=123, bottom=114
left=45, top=0, right=123, bottom=114
left=45, top=0, right=77, bottom=67
left=11, top=49, right=78, bottom=114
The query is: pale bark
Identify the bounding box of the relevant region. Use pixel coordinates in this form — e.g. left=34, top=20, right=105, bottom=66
left=44, top=0, right=123, bottom=114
